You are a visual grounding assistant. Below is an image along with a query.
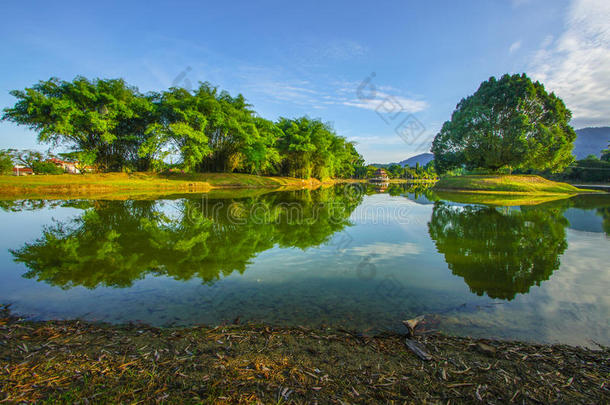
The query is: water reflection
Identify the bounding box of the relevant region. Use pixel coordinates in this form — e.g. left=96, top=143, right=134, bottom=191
left=0, top=199, right=92, bottom=212
left=10, top=187, right=362, bottom=289
left=2, top=185, right=610, bottom=346
left=558, top=194, right=610, bottom=235
left=428, top=202, right=569, bottom=300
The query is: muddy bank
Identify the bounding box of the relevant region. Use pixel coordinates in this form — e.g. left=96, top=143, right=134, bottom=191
left=1, top=311, right=608, bottom=404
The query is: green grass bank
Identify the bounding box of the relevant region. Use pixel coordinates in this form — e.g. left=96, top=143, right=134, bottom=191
left=433, top=174, right=594, bottom=195
left=0, top=172, right=341, bottom=199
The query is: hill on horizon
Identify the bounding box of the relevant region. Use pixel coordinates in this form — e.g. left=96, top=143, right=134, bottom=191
left=371, top=128, right=608, bottom=168
left=398, top=153, right=434, bottom=167
left=574, top=127, right=609, bottom=160
left=371, top=153, right=434, bottom=168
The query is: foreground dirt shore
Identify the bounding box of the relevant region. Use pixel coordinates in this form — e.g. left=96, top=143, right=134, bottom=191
left=1, top=312, right=608, bottom=404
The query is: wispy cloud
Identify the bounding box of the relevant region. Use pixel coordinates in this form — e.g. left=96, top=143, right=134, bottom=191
left=509, top=40, right=522, bottom=53
left=332, top=79, right=429, bottom=113
left=342, top=91, right=429, bottom=113
left=529, top=0, right=610, bottom=128
left=249, top=81, right=321, bottom=105
left=240, top=73, right=429, bottom=114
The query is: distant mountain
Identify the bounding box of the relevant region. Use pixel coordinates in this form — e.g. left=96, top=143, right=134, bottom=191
left=369, top=129, right=608, bottom=168
left=398, top=153, right=434, bottom=167
left=370, top=153, right=434, bottom=168
left=574, top=127, right=609, bottom=160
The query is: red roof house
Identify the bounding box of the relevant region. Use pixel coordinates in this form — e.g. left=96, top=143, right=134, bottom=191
left=13, top=166, right=34, bottom=176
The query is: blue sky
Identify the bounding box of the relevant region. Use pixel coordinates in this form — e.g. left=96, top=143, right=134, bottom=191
left=1, top=0, right=608, bottom=163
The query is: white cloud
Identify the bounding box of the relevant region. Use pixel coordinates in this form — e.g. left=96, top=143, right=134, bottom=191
left=242, top=73, right=428, bottom=115
left=529, top=0, right=610, bottom=128
left=251, top=81, right=321, bottom=105
left=330, top=79, right=428, bottom=113
left=342, top=91, right=429, bottom=113
left=509, top=40, right=522, bottom=53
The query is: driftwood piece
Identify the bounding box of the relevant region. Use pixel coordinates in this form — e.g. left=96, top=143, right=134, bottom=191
left=405, top=338, right=432, bottom=361
left=402, top=315, right=425, bottom=337
left=475, top=342, right=497, bottom=356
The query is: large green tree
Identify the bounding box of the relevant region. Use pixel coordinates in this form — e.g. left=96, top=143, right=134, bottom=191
left=0, top=150, right=13, bottom=175
left=198, top=87, right=280, bottom=174
left=2, top=77, right=155, bottom=171
left=276, top=117, right=362, bottom=179
left=139, top=87, right=212, bottom=172
left=3, top=76, right=363, bottom=178
left=431, top=73, right=576, bottom=174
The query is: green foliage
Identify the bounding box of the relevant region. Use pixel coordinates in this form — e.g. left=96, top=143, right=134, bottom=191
left=9, top=149, right=43, bottom=168
left=276, top=117, right=362, bottom=179
left=3, top=77, right=363, bottom=179
left=364, top=161, right=437, bottom=180
left=7, top=149, right=69, bottom=174
left=199, top=87, right=269, bottom=173
left=352, top=165, right=368, bottom=179
left=600, top=144, right=609, bottom=162
left=365, top=165, right=378, bottom=178
left=432, top=73, right=576, bottom=174
left=386, top=164, right=403, bottom=179
left=0, top=150, right=13, bottom=174
left=140, top=86, right=212, bottom=172
left=2, top=77, right=154, bottom=171
left=30, top=161, right=64, bottom=175
left=561, top=157, right=610, bottom=183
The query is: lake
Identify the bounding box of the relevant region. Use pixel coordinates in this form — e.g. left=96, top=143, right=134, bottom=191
left=1, top=184, right=608, bottom=347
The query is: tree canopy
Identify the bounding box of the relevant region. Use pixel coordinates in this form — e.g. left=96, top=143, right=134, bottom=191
left=431, top=73, right=576, bottom=174
left=601, top=143, right=610, bottom=162
left=0, top=150, right=13, bottom=175
left=2, top=77, right=364, bottom=179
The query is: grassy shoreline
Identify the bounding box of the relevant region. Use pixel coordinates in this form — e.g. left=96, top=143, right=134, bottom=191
left=433, top=174, right=598, bottom=195
left=0, top=172, right=346, bottom=199
left=0, top=311, right=607, bottom=404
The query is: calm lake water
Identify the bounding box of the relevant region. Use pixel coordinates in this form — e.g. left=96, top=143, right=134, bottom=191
left=1, top=184, right=608, bottom=347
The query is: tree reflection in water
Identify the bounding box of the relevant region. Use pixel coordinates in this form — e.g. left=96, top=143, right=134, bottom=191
left=428, top=202, right=569, bottom=300
left=11, top=187, right=362, bottom=289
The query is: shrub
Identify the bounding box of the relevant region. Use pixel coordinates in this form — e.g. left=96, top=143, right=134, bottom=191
left=0, top=150, right=13, bottom=175
left=31, top=161, right=65, bottom=175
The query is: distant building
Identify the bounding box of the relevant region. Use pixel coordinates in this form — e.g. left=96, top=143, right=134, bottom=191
left=374, top=168, right=389, bottom=179
left=370, top=168, right=389, bottom=183
left=13, top=165, right=34, bottom=176
left=47, top=158, right=82, bottom=174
